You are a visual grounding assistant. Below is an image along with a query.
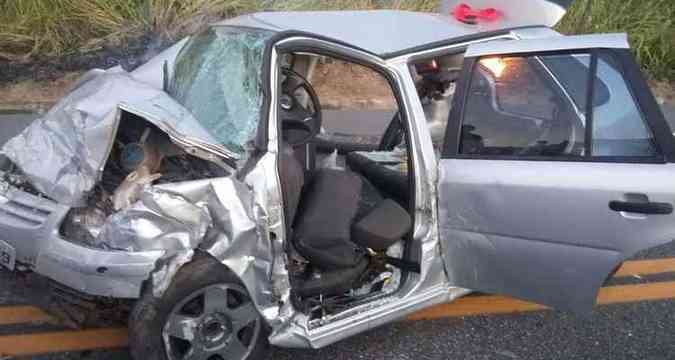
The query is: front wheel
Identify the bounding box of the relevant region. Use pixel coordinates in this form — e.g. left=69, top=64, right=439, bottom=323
left=129, top=254, right=270, bottom=360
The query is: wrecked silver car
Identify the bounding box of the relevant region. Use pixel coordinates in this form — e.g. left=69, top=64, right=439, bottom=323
left=2, top=1, right=675, bottom=359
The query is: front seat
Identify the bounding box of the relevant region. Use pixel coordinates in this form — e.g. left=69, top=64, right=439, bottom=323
left=291, top=169, right=413, bottom=297
left=291, top=168, right=369, bottom=297
left=279, top=142, right=367, bottom=296
left=279, top=142, right=305, bottom=230
left=280, top=144, right=413, bottom=297
left=293, top=169, right=366, bottom=271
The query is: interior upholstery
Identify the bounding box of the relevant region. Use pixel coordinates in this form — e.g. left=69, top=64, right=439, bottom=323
left=292, top=169, right=366, bottom=271
left=346, top=151, right=409, bottom=207
left=352, top=199, right=412, bottom=251
left=279, top=142, right=305, bottom=230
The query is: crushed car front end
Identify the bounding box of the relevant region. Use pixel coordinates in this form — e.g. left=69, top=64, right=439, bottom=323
left=0, top=26, right=277, bottom=304
left=0, top=184, right=165, bottom=298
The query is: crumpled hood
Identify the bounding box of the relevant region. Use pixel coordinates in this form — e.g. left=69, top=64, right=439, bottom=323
left=2, top=69, right=219, bottom=206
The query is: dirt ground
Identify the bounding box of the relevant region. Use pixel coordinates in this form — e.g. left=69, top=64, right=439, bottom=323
left=0, top=60, right=672, bottom=111
left=0, top=59, right=400, bottom=112
left=311, top=59, right=398, bottom=110
left=0, top=72, right=82, bottom=111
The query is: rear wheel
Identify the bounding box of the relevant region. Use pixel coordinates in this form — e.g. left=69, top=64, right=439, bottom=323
left=129, top=254, right=270, bottom=360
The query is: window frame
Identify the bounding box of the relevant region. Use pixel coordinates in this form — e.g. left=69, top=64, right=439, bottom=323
left=442, top=48, right=675, bottom=163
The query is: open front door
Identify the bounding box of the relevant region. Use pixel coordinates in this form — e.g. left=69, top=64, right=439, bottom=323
left=438, top=33, right=675, bottom=313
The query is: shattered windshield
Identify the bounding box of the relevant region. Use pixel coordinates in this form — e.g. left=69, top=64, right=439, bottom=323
left=170, top=26, right=272, bottom=155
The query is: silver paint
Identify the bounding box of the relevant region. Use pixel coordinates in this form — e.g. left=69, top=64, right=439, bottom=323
left=131, top=38, right=189, bottom=89
left=439, top=0, right=571, bottom=28
left=219, top=8, right=564, bottom=57
left=6, top=7, right=662, bottom=351
left=386, top=27, right=564, bottom=65
left=1, top=70, right=237, bottom=206
left=264, top=36, right=465, bottom=349
left=438, top=160, right=675, bottom=312
left=2, top=72, right=153, bottom=205
left=0, top=12, right=570, bottom=304
left=465, top=33, right=630, bottom=58
left=96, top=187, right=211, bottom=252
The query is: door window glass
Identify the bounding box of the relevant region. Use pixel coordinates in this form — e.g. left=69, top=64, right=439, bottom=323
left=311, top=58, right=398, bottom=150
left=591, top=53, right=657, bottom=156
left=460, top=55, right=587, bottom=156
left=459, top=51, right=658, bottom=159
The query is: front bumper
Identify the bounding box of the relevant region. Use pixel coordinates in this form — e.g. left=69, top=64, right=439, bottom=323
left=0, top=186, right=164, bottom=298
left=37, top=237, right=164, bottom=298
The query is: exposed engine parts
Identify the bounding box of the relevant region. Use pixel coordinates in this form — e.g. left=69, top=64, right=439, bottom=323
left=112, top=128, right=164, bottom=210
left=61, top=114, right=229, bottom=249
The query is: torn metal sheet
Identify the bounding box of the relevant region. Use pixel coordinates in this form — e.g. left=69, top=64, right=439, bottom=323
left=96, top=187, right=212, bottom=252
left=1, top=71, right=163, bottom=206
left=130, top=38, right=189, bottom=89
left=242, top=153, right=296, bottom=326
left=150, top=177, right=275, bottom=314
left=87, top=175, right=273, bottom=304
left=2, top=66, right=247, bottom=206
left=152, top=250, right=195, bottom=297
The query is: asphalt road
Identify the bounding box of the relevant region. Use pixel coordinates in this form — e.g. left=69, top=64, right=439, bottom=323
left=1, top=105, right=675, bottom=360
left=0, top=110, right=37, bottom=144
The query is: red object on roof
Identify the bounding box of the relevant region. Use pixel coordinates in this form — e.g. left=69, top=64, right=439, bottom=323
left=452, top=3, right=501, bottom=24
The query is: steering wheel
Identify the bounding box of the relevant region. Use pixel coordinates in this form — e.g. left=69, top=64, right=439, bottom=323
left=280, top=68, right=322, bottom=146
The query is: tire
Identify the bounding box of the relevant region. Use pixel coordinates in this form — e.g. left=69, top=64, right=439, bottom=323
left=129, top=253, right=270, bottom=360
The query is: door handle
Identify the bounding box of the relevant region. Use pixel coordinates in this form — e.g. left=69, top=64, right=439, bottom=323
left=609, top=200, right=673, bottom=215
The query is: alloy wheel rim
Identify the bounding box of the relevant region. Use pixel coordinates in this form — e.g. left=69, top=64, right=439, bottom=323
left=163, top=283, right=261, bottom=360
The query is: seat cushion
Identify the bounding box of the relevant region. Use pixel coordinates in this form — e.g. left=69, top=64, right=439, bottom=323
left=352, top=199, right=412, bottom=251
left=293, top=169, right=364, bottom=270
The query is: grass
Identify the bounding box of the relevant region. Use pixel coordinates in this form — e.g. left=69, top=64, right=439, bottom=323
left=0, top=0, right=258, bottom=60
left=263, top=0, right=437, bottom=11
left=0, top=0, right=673, bottom=80
left=557, top=0, right=675, bottom=81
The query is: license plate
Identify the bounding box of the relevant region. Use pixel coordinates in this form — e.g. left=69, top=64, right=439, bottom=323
left=0, top=240, right=16, bottom=270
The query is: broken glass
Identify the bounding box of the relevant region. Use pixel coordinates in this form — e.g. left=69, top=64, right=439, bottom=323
left=170, top=27, right=273, bottom=155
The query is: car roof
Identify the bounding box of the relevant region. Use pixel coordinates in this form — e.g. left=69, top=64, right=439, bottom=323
left=217, top=10, right=549, bottom=58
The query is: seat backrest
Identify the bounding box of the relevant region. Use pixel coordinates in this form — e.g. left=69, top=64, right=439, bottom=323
left=293, top=169, right=364, bottom=270
left=279, top=142, right=305, bottom=229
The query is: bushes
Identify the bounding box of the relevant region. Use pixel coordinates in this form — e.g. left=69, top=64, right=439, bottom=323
left=0, top=0, right=257, bottom=60
left=0, top=0, right=433, bottom=62
left=262, top=0, right=437, bottom=11
left=0, top=0, right=673, bottom=80
left=558, top=0, right=675, bottom=80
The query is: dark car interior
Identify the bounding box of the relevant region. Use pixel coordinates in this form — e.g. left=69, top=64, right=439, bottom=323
left=276, top=55, right=415, bottom=317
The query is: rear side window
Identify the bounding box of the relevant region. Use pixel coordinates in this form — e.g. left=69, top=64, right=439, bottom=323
left=458, top=51, right=658, bottom=159
left=592, top=53, right=657, bottom=157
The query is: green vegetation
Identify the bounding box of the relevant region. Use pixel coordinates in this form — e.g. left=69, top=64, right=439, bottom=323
left=557, top=0, right=674, bottom=81
left=266, top=0, right=436, bottom=11
left=0, top=0, right=673, bottom=80
left=0, top=0, right=432, bottom=62
left=0, top=0, right=258, bottom=60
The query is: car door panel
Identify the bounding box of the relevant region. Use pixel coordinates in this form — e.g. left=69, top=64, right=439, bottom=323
left=440, top=160, right=675, bottom=312
left=438, top=34, right=675, bottom=313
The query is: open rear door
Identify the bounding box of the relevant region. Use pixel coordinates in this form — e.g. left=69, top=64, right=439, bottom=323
left=438, top=0, right=575, bottom=28
left=438, top=33, right=675, bottom=313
